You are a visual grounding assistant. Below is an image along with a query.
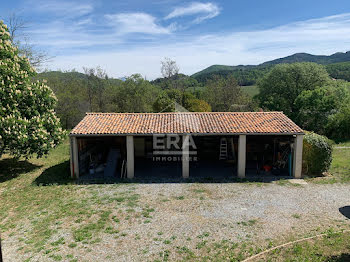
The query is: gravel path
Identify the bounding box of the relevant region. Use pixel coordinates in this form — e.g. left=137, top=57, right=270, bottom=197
left=3, top=182, right=350, bottom=261
left=131, top=182, right=350, bottom=240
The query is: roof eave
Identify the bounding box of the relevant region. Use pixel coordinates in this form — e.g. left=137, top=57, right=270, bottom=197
left=69, top=132, right=305, bottom=137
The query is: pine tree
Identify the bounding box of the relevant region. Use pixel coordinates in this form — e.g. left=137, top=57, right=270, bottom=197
left=0, top=21, right=65, bottom=158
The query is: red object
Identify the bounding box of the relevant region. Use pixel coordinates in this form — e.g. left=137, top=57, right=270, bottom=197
left=263, top=165, right=272, bottom=172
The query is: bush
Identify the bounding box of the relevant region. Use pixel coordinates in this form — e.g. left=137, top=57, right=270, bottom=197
left=303, top=132, right=333, bottom=175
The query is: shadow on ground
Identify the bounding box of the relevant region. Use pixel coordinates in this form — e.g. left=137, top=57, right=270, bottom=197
left=0, top=158, right=42, bottom=183
left=328, top=253, right=350, bottom=261
left=339, top=206, right=350, bottom=219
left=77, top=174, right=293, bottom=184
left=35, top=160, right=293, bottom=185
left=66, top=160, right=287, bottom=184
left=33, top=160, right=74, bottom=186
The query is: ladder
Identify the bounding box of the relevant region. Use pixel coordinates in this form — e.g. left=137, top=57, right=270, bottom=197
left=219, top=138, right=228, bottom=160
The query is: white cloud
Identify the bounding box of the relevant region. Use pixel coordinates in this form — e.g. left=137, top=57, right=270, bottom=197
left=28, top=0, right=93, bottom=18
left=75, top=18, right=93, bottom=26
left=21, top=0, right=97, bottom=49
left=165, top=2, right=220, bottom=23
left=26, top=11, right=174, bottom=49
left=26, top=20, right=122, bottom=49
left=105, top=12, right=172, bottom=34
left=49, top=13, right=350, bottom=79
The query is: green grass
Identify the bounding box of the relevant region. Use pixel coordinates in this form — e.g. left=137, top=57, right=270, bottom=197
left=308, top=141, right=350, bottom=184
left=73, top=211, right=112, bottom=242
left=261, top=231, right=350, bottom=261
left=241, top=85, right=260, bottom=97
left=330, top=141, right=350, bottom=181
left=165, top=231, right=350, bottom=261
left=192, top=188, right=206, bottom=193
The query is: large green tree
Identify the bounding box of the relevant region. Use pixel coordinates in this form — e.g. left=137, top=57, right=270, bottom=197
left=294, top=81, right=350, bottom=135
left=326, top=102, right=350, bottom=140
left=257, top=63, right=330, bottom=118
left=0, top=21, right=65, bottom=157
left=294, top=82, right=350, bottom=134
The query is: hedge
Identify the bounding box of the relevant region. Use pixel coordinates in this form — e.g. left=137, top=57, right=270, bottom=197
left=302, top=132, right=333, bottom=175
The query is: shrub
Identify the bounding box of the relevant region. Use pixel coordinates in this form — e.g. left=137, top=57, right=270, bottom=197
left=302, top=132, right=333, bottom=175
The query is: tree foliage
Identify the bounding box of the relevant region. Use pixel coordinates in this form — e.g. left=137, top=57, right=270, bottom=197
left=326, top=101, right=350, bottom=141
left=326, top=61, right=350, bottom=81
left=37, top=70, right=89, bottom=129
left=153, top=91, right=175, bottom=112
left=193, top=65, right=270, bottom=86
left=152, top=89, right=211, bottom=112
left=203, top=75, right=250, bottom=111
left=0, top=21, right=65, bottom=158
left=184, top=97, right=211, bottom=112
left=257, top=63, right=330, bottom=118
left=110, top=74, right=160, bottom=113
left=83, top=66, right=108, bottom=112
left=294, top=83, right=350, bottom=134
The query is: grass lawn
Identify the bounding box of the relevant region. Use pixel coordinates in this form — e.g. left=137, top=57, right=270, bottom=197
left=258, top=230, right=350, bottom=262
left=241, top=85, right=260, bottom=97
left=0, top=138, right=349, bottom=261
left=307, top=141, right=350, bottom=184
left=187, top=85, right=260, bottom=98
left=330, top=141, right=350, bottom=180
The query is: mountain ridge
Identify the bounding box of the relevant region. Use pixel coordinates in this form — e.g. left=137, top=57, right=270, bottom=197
left=192, top=51, right=350, bottom=78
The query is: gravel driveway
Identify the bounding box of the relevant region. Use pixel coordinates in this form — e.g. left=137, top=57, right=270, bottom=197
left=3, top=182, right=350, bottom=261
left=131, top=182, right=350, bottom=240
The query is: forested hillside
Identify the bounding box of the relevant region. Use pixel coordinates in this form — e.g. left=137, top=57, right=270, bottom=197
left=261, top=51, right=350, bottom=66
left=193, top=51, right=350, bottom=86
left=36, top=70, right=255, bottom=129
left=326, top=62, right=350, bottom=81
left=193, top=66, right=270, bottom=86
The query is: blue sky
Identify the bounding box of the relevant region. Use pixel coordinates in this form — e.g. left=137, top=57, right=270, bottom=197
left=2, top=0, right=350, bottom=79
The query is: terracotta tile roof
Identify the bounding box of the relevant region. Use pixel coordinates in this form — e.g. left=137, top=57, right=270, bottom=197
left=70, top=112, right=304, bottom=135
